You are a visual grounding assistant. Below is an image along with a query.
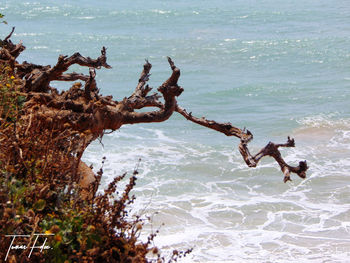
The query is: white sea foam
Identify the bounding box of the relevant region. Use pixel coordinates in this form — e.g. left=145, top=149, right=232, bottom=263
left=224, top=38, right=237, bottom=42
left=32, top=46, right=48, bottom=49
left=151, top=9, right=171, bottom=15
left=83, top=114, right=350, bottom=262
left=296, top=113, right=350, bottom=128
left=77, top=16, right=95, bottom=20
left=14, top=32, right=44, bottom=37
left=82, top=116, right=350, bottom=261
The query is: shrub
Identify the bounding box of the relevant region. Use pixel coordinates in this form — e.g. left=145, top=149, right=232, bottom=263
left=0, top=61, right=190, bottom=262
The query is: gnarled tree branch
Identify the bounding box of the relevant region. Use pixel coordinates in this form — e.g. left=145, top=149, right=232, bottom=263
left=172, top=105, right=307, bottom=182
left=27, top=47, right=111, bottom=92
left=0, top=27, right=25, bottom=67
left=0, top=32, right=308, bottom=185
left=122, top=57, right=183, bottom=125
left=175, top=105, right=251, bottom=140
left=238, top=137, right=308, bottom=182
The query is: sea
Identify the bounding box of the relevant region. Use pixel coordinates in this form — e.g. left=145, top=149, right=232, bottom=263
left=1, top=0, right=350, bottom=262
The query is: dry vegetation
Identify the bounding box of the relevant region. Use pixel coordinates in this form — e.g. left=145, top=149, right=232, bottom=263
left=0, top=29, right=192, bottom=263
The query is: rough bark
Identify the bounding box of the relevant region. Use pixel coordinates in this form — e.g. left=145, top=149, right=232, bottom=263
left=1, top=28, right=308, bottom=188
left=0, top=27, right=25, bottom=67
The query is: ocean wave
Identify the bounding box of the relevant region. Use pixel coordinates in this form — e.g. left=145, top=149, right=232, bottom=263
left=14, top=32, right=44, bottom=37
left=76, top=16, right=95, bottom=20
left=151, top=9, right=172, bottom=15
left=296, top=113, right=350, bottom=128
left=81, top=119, right=350, bottom=262
left=294, top=114, right=350, bottom=149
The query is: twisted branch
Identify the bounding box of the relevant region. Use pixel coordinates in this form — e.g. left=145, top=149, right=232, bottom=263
left=239, top=137, right=308, bottom=182
left=0, top=32, right=308, bottom=182
left=122, top=57, right=183, bottom=125
left=27, top=47, right=111, bottom=92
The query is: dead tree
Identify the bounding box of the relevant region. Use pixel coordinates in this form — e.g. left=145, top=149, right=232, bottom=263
left=1, top=28, right=307, bottom=188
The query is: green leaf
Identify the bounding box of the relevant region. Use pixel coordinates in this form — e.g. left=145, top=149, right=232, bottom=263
left=17, top=96, right=26, bottom=107
left=33, top=199, right=46, bottom=211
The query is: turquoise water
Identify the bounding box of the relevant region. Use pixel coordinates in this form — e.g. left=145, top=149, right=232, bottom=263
left=1, top=1, right=350, bottom=261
